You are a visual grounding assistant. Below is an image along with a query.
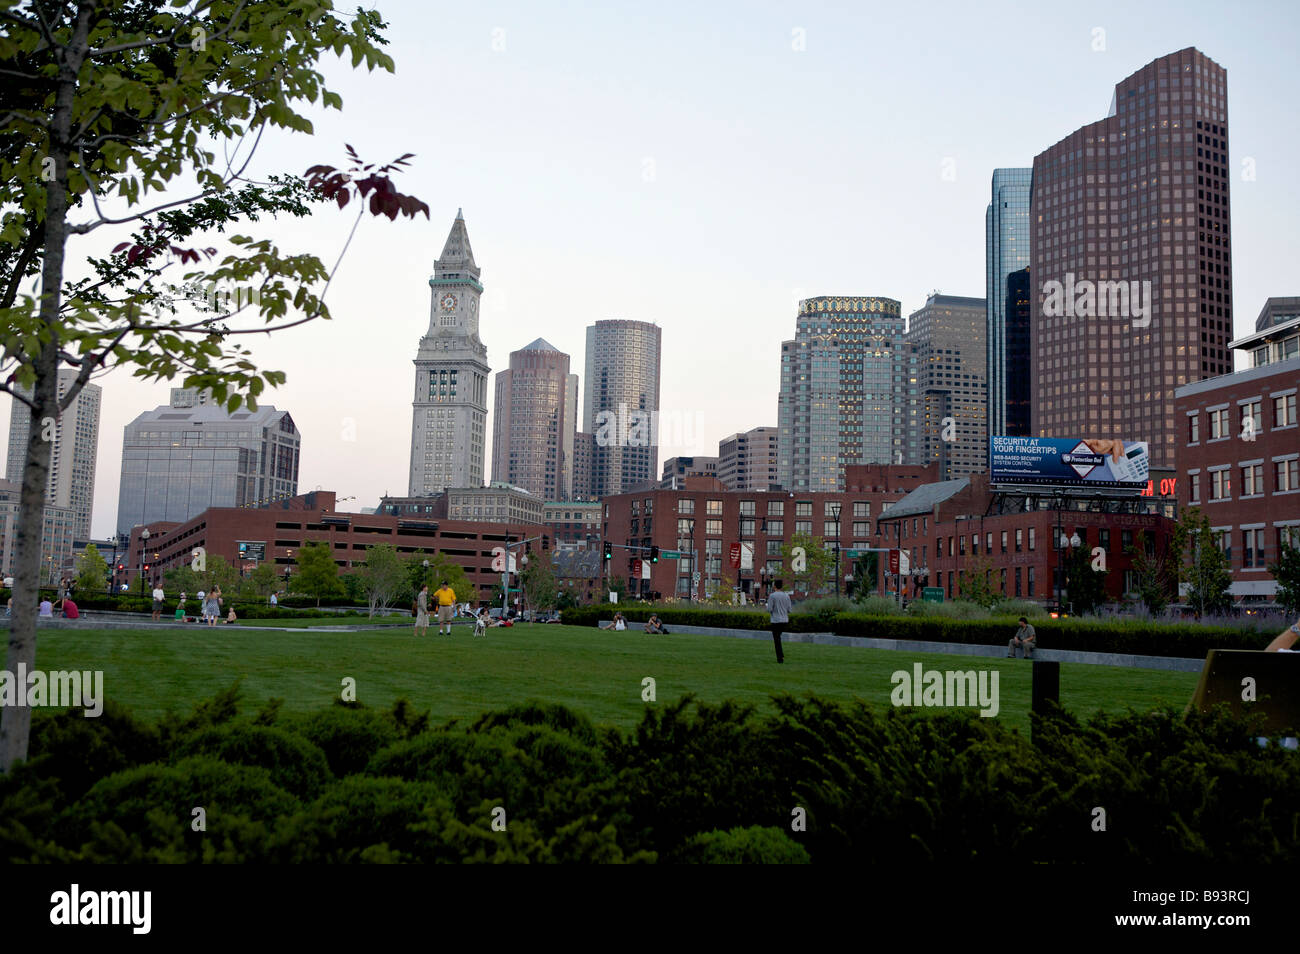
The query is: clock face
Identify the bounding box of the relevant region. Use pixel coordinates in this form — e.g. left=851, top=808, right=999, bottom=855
left=440, top=293, right=457, bottom=312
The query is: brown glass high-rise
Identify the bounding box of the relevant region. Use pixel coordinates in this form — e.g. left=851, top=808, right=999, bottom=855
left=1030, top=47, right=1231, bottom=468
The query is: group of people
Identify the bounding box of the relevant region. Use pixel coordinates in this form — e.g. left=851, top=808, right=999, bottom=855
left=165, top=587, right=236, bottom=626
left=598, top=612, right=669, bottom=635
left=413, top=581, right=516, bottom=637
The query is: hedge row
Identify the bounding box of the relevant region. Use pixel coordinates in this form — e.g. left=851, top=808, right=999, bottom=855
left=0, top=589, right=375, bottom=621
left=559, top=605, right=1269, bottom=657
left=2, top=687, right=1295, bottom=862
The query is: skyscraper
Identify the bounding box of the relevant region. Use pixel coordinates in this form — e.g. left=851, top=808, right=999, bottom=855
left=905, top=294, right=988, bottom=479
left=986, top=168, right=1032, bottom=438
left=491, top=338, right=578, bottom=500
left=777, top=295, right=908, bottom=491
left=116, top=388, right=300, bottom=534
left=6, top=367, right=101, bottom=542
left=583, top=319, right=662, bottom=496
left=409, top=210, right=491, bottom=496
left=717, top=426, right=779, bottom=491
left=1030, top=48, right=1231, bottom=468
left=1004, top=267, right=1032, bottom=436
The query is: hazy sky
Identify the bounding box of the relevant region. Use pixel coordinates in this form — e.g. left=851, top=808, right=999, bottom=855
left=7, top=0, right=1298, bottom=539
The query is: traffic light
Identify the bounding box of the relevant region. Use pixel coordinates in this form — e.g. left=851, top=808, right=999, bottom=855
left=603, top=542, right=612, bottom=561
left=143, top=564, right=150, bottom=573
left=649, top=545, right=659, bottom=563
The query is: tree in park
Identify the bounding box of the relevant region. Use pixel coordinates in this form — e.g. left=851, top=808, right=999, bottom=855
left=518, top=549, right=558, bottom=614
left=1062, top=542, right=1108, bottom=616
left=1126, top=527, right=1185, bottom=617
left=74, top=542, right=109, bottom=595
left=957, top=552, right=999, bottom=609
left=0, top=2, right=428, bottom=770
left=1179, top=507, right=1233, bottom=618
left=356, top=544, right=407, bottom=618
left=242, top=562, right=279, bottom=601
left=779, top=533, right=836, bottom=597
left=295, top=542, right=343, bottom=607
left=1268, top=541, right=1300, bottom=617
left=406, top=550, right=476, bottom=605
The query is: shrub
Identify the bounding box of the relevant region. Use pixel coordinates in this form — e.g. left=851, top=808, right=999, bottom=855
left=856, top=595, right=902, bottom=616
left=677, top=825, right=811, bottom=864
left=280, top=705, right=401, bottom=777
left=173, top=723, right=333, bottom=799
left=905, top=599, right=991, bottom=620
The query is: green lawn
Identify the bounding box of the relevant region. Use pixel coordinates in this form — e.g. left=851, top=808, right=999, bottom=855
left=231, top=616, right=410, bottom=628
left=31, top=623, right=1201, bottom=734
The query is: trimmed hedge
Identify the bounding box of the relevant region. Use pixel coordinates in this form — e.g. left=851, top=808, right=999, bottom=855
left=4, top=688, right=1297, bottom=862
left=560, top=605, right=1269, bottom=657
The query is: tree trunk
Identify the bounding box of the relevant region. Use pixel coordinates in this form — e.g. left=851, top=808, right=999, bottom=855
left=1, top=4, right=95, bottom=773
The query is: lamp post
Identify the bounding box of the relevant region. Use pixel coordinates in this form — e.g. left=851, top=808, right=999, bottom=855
left=138, top=528, right=150, bottom=595
left=1057, top=521, right=1082, bottom=615
left=829, top=502, right=842, bottom=597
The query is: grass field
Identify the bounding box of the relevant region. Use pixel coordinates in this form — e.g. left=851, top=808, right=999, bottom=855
left=26, top=622, right=1203, bottom=735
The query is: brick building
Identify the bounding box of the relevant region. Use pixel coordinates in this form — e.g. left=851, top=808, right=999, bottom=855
left=125, top=490, right=551, bottom=602
left=601, top=463, right=941, bottom=601
left=879, top=473, right=1179, bottom=607
left=543, top=500, right=602, bottom=550
left=1174, top=353, right=1300, bottom=602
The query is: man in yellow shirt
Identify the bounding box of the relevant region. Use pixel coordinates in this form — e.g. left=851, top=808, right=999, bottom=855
left=434, top=580, right=457, bottom=635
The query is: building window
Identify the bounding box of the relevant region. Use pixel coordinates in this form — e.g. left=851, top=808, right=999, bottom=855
left=1211, top=530, right=1232, bottom=564
left=1242, top=528, right=1264, bottom=568
left=1276, top=458, right=1300, bottom=492
left=1190, top=472, right=1201, bottom=503
left=796, top=502, right=813, bottom=517
left=1241, top=400, right=1262, bottom=437
left=1187, top=414, right=1200, bottom=444
left=853, top=521, right=870, bottom=537
left=678, top=498, right=694, bottom=514
left=705, top=519, right=722, bottom=536
left=853, top=501, right=871, bottom=517
left=959, top=535, right=967, bottom=555
left=740, top=518, right=755, bottom=537
left=1099, top=529, right=1110, bottom=552
left=1210, top=469, right=1231, bottom=501
left=1028, top=527, right=1036, bottom=551
left=768, top=501, right=785, bottom=516
left=1209, top=407, right=1229, bottom=439
left=823, top=521, right=839, bottom=538
left=795, top=520, right=812, bottom=536
left=706, top=499, right=722, bottom=515
left=766, top=540, right=783, bottom=556
left=767, top=519, right=784, bottom=535
left=1242, top=463, right=1264, bottom=496
left=1027, top=566, right=1035, bottom=597
left=677, top=518, right=694, bottom=537
left=1015, top=567, right=1022, bottom=597
left=999, top=568, right=1007, bottom=594
left=739, top=500, right=755, bottom=516
left=1279, top=526, right=1300, bottom=551
left=936, top=536, right=943, bottom=558
left=986, top=532, right=993, bottom=553
left=1274, top=394, right=1298, bottom=428
left=1015, top=529, right=1023, bottom=553
left=1000, top=531, right=1008, bottom=553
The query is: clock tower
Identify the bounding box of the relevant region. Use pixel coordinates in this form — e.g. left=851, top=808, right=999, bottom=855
left=408, top=210, right=490, bottom=495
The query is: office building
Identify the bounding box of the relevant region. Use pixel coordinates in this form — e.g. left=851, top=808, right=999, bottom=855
left=905, top=294, right=988, bottom=479
left=116, top=388, right=300, bottom=535
left=660, top=455, right=718, bottom=488
left=986, top=168, right=1032, bottom=438
left=6, top=368, right=101, bottom=542
left=1031, top=48, right=1232, bottom=468
left=409, top=210, right=491, bottom=496
left=777, top=295, right=909, bottom=492
left=491, top=338, right=578, bottom=500
left=1004, top=268, right=1033, bottom=436
left=583, top=319, right=662, bottom=496
left=717, top=426, right=779, bottom=491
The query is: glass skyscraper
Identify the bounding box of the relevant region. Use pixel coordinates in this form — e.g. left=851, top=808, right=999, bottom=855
left=985, top=168, right=1032, bottom=439
left=777, top=295, right=908, bottom=491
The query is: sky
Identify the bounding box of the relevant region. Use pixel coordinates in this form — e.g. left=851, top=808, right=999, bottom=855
left=6, top=0, right=1299, bottom=539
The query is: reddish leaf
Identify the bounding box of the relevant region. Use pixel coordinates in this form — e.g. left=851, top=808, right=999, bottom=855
left=336, top=189, right=349, bottom=209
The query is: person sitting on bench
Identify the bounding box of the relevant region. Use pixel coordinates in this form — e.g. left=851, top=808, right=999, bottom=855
left=1008, top=617, right=1036, bottom=658
left=644, top=614, right=668, bottom=634
left=1266, top=617, right=1300, bottom=652
left=599, top=613, right=626, bottom=631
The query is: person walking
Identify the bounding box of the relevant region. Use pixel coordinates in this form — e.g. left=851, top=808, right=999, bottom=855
left=414, top=583, right=430, bottom=637
left=434, top=580, right=457, bottom=636
left=151, top=582, right=165, bottom=621
left=766, top=580, right=792, bottom=664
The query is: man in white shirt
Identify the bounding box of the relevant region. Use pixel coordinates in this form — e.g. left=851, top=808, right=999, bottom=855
left=151, top=583, right=165, bottom=621
left=766, top=581, right=793, bottom=664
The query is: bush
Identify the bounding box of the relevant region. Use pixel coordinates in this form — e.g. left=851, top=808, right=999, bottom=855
left=677, top=825, right=811, bottom=864
left=280, top=705, right=401, bottom=777
left=173, top=723, right=333, bottom=799
left=856, top=595, right=902, bottom=616
left=905, top=599, right=992, bottom=620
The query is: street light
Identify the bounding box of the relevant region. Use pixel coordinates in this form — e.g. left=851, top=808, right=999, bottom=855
left=138, top=528, right=150, bottom=595
left=829, top=502, right=842, bottom=597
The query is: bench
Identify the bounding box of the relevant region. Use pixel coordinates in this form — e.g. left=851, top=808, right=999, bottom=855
left=1189, top=650, right=1300, bottom=733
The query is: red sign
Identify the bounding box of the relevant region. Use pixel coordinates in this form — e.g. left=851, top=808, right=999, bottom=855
left=632, top=559, right=642, bottom=578
left=729, top=543, right=741, bottom=569
left=888, top=549, right=899, bottom=574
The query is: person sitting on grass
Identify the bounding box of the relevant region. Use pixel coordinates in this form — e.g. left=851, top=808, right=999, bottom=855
left=38, top=599, right=53, bottom=618
left=174, top=605, right=186, bottom=623
left=60, top=598, right=79, bottom=620
left=599, top=612, right=627, bottom=631
left=1008, top=616, right=1036, bottom=659
left=644, top=614, right=668, bottom=635
left=1266, top=616, right=1300, bottom=652
left=225, top=606, right=238, bottom=625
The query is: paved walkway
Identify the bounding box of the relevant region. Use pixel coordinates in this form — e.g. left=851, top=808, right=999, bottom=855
left=622, top=622, right=1205, bottom=672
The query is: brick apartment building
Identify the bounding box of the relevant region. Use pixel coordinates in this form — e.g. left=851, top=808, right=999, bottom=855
left=880, top=473, right=1179, bottom=606
left=124, top=490, right=551, bottom=602
left=601, top=463, right=941, bottom=600
left=1174, top=353, right=1300, bottom=601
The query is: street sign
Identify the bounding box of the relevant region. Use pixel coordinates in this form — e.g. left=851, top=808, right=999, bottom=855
left=844, top=549, right=863, bottom=558
left=728, top=542, right=741, bottom=569
left=888, top=549, right=911, bottom=575
left=922, top=587, right=944, bottom=603
left=661, top=550, right=682, bottom=560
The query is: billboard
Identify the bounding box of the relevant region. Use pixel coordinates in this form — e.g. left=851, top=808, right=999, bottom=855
left=989, top=436, right=1149, bottom=488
